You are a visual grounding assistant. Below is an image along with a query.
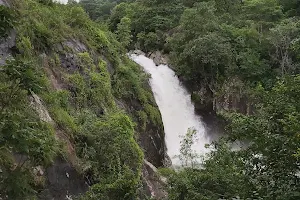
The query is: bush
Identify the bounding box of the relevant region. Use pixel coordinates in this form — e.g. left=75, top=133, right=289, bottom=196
left=0, top=6, right=15, bottom=38
left=76, top=112, right=144, bottom=199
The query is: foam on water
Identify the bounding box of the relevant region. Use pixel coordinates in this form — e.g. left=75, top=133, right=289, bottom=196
left=130, top=54, right=211, bottom=165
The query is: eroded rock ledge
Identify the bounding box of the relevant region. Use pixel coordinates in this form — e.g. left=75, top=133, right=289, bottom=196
left=130, top=50, right=169, bottom=66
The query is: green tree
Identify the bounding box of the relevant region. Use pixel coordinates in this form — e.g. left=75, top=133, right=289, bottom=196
left=178, top=128, right=199, bottom=168
left=168, top=76, right=300, bottom=200
left=0, top=6, right=15, bottom=38
left=269, top=18, right=300, bottom=76
left=0, top=58, right=58, bottom=199
left=116, top=17, right=132, bottom=48
left=279, top=0, right=300, bottom=16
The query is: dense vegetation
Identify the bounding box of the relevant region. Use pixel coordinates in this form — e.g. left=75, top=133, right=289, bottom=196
left=80, top=0, right=300, bottom=199
left=1, top=0, right=300, bottom=199
left=0, top=0, right=163, bottom=199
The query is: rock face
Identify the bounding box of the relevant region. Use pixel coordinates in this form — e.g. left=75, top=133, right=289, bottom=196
left=131, top=49, right=145, bottom=56
left=0, top=1, right=15, bottom=66
left=0, top=0, right=10, bottom=6
left=213, top=78, right=253, bottom=115
left=29, top=92, right=88, bottom=200
left=119, top=96, right=167, bottom=168
left=148, top=51, right=168, bottom=66
left=139, top=122, right=167, bottom=167
left=42, top=39, right=168, bottom=198
left=139, top=160, right=167, bottom=200
left=0, top=30, right=16, bottom=66
left=30, top=92, right=54, bottom=124
left=38, top=158, right=88, bottom=200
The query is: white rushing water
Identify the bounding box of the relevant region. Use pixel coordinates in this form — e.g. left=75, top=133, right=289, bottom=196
left=130, top=54, right=211, bottom=166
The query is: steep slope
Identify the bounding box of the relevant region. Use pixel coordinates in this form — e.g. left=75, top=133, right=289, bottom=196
left=0, top=0, right=167, bottom=199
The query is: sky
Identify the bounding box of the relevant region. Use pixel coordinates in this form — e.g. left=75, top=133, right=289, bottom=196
left=55, top=0, right=79, bottom=4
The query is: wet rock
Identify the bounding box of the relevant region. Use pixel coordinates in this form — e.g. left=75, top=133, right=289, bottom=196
left=148, top=51, right=168, bottom=66
left=139, top=122, right=166, bottom=167
left=132, top=49, right=146, bottom=56
left=118, top=97, right=167, bottom=167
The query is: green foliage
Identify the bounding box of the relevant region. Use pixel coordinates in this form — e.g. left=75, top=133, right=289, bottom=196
left=0, top=57, right=58, bottom=199
left=164, top=0, right=300, bottom=112
left=16, top=36, right=34, bottom=57
left=168, top=76, right=300, bottom=199
left=109, top=2, right=131, bottom=31
left=0, top=6, right=15, bottom=38
left=268, top=18, right=300, bottom=75
left=105, top=0, right=184, bottom=51
left=144, top=104, right=163, bottom=127
left=51, top=107, right=78, bottom=133
left=158, top=167, right=176, bottom=178
left=2, top=58, right=46, bottom=93
left=116, top=17, right=132, bottom=48
left=80, top=0, right=126, bottom=21
left=136, top=110, right=147, bottom=131
left=168, top=142, right=250, bottom=200
left=76, top=111, right=143, bottom=199
left=1, top=0, right=156, bottom=199
left=39, top=0, right=54, bottom=6
left=1, top=167, right=37, bottom=200
left=68, top=53, right=115, bottom=111
left=177, top=128, right=199, bottom=168
left=137, top=31, right=161, bottom=52
left=279, top=0, right=300, bottom=16
left=112, top=58, right=163, bottom=131
left=66, top=6, right=91, bottom=28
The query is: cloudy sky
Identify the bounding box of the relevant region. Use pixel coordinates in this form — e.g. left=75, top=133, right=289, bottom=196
left=55, top=0, right=79, bottom=4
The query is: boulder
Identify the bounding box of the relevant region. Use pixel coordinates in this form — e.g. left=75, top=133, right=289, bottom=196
left=132, top=49, right=145, bottom=56
left=139, top=159, right=168, bottom=200
left=148, top=51, right=168, bottom=66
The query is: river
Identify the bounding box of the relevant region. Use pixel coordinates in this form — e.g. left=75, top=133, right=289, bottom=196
left=130, top=54, right=211, bottom=166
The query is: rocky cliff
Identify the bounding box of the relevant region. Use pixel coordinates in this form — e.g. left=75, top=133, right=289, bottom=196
left=0, top=1, right=167, bottom=199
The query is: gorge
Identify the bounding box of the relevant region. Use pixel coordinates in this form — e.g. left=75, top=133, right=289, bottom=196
left=130, top=53, right=211, bottom=166
left=1, top=0, right=300, bottom=199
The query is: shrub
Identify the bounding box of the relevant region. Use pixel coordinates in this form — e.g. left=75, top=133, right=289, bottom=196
left=0, top=6, right=15, bottom=38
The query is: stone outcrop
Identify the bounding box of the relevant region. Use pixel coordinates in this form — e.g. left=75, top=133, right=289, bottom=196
left=0, top=1, right=15, bottom=66
left=140, top=160, right=168, bottom=200
left=148, top=51, right=168, bottom=66
left=0, top=29, right=16, bottom=66
left=41, top=40, right=168, bottom=198
left=131, top=49, right=145, bottom=56
left=29, top=91, right=88, bottom=200
left=129, top=50, right=168, bottom=66
left=30, top=92, right=54, bottom=124
left=118, top=96, right=167, bottom=168
left=38, top=158, right=88, bottom=200
left=0, top=0, right=10, bottom=6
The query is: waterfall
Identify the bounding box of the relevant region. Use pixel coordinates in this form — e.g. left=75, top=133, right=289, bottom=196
left=130, top=54, right=211, bottom=166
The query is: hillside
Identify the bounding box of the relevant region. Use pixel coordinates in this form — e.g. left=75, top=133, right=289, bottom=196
left=81, top=0, right=300, bottom=199
left=1, top=0, right=300, bottom=199
left=0, top=0, right=167, bottom=199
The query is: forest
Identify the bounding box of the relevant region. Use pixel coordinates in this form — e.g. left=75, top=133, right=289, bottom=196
left=80, top=0, right=300, bottom=199
left=0, top=0, right=300, bottom=199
